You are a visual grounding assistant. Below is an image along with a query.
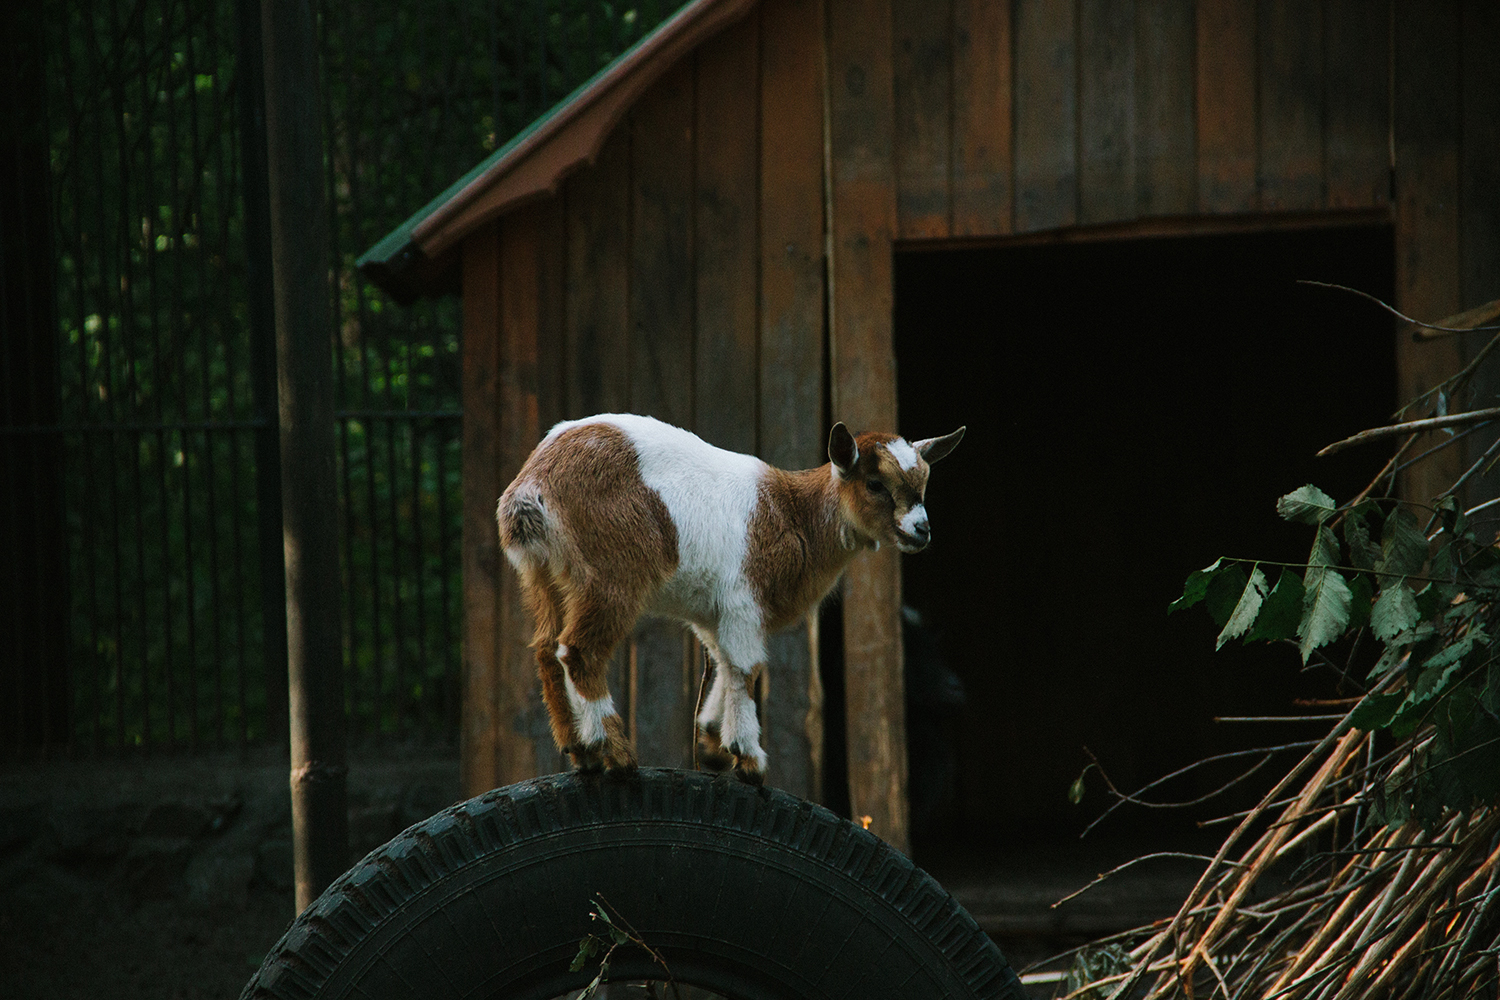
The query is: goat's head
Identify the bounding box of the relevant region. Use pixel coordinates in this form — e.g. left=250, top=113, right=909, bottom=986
left=828, top=423, right=965, bottom=553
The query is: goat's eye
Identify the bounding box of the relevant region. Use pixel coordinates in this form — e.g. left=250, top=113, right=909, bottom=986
left=865, top=478, right=887, bottom=495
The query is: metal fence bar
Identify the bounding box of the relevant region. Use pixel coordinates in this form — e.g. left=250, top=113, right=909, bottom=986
left=10, top=0, right=684, bottom=759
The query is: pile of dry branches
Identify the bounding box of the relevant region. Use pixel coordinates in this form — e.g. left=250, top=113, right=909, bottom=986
left=1055, top=293, right=1500, bottom=1000
left=1062, top=720, right=1499, bottom=999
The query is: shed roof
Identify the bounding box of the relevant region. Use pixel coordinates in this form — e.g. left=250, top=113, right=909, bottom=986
left=357, top=0, right=754, bottom=304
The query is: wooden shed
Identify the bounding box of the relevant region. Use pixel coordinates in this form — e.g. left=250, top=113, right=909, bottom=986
left=361, top=0, right=1500, bottom=860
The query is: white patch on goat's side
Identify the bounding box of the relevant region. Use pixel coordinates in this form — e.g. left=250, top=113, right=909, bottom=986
left=886, top=437, right=920, bottom=471
left=561, top=664, right=614, bottom=747
left=599, top=414, right=767, bottom=625
left=900, top=504, right=928, bottom=536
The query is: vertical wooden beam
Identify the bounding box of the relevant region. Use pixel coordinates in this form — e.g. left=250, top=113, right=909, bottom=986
left=1134, top=0, right=1196, bottom=215
left=1013, top=0, right=1077, bottom=232
left=1324, top=0, right=1390, bottom=209
left=760, top=0, right=827, bottom=801
left=630, top=63, right=697, bottom=769
left=1257, top=0, right=1324, bottom=211
left=564, top=131, right=632, bottom=420
left=1195, top=0, right=1257, bottom=213
left=1458, top=0, right=1500, bottom=507
left=260, top=0, right=348, bottom=910
left=893, top=0, right=953, bottom=239
left=460, top=226, right=503, bottom=798
left=825, top=0, right=908, bottom=853
left=1393, top=0, right=1463, bottom=504
left=950, top=0, right=1012, bottom=237
left=495, top=206, right=546, bottom=786
left=1078, top=0, right=1136, bottom=225
left=695, top=16, right=760, bottom=455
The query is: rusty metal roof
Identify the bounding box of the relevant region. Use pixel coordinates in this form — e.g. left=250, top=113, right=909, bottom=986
left=358, top=0, right=755, bottom=304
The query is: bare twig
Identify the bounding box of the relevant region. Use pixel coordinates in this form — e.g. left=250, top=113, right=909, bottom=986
left=1316, top=407, right=1500, bottom=457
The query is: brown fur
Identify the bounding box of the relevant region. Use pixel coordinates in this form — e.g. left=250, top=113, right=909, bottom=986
left=498, top=417, right=963, bottom=780
left=498, top=423, right=679, bottom=772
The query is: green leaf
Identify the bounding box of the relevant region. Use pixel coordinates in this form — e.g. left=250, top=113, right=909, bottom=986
left=1217, top=566, right=1269, bottom=650
left=1171, top=558, right=1226, bottom=614
left=1204, top=564, right=1250, bottom=628
left=1246, top=570, right=1305, bottom=642
left=1277, top=484, right=1338, bottom=525
left=1350, top=691, right=1404, bottom=731
left=570, top=935, right=600, bottom=973
left=1371, top=582, right=1419, bottom=641
left=1347, top=574, right=1373, bottom=631
left=1068, top=774, right=1086, bottom=805
left=1416, top=582, right=1456, bottom=620
left=1343, top=501, right=1383, bottom=571
left=1299, top=527, right=1353, bottom=663
left=1376, top=507, right=1428, bottom=579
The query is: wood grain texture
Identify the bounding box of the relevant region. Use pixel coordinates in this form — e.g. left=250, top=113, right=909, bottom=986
left=563, top=128, right=631, bottom=419
left=459, top=226, right=502, bottom=797
left=758, top=0, right=826, bottom=801
left=893, top=0, right=953, bottom=238
left=1195, top=0, right=1257, bottom=213
left=1013, top=0, right=1077, bottom=232
left=1258, top=0, right=1324, bottom=211
left=496, top=206, right=544, bottom=786
left=826, top=0, right=909, bottom=852
left=1324, top=0, right=1390, bottom=209
left=695, top=14, right=760, bottom=455
left=1458, top=0, right=1500, bottom=507
left=1078, top=0, right=1135, bottom=224
left=1134, top=0, right=1195, bottom=215
left=630, top=60, right=698, bottom=769
left=1394, top=0, right=1463, bottom=504
left=759, top=0, right=825, bottom=472
left=950, top=0, right=1012, bottom=236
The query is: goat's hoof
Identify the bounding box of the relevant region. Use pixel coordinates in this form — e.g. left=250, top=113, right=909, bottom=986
left=731, top=761, right=765, bottom=786
left=696, top=738, right=735, bottom=773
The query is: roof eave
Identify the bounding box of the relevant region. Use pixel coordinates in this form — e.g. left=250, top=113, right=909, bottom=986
left=357, top=0, right=757, bottom=303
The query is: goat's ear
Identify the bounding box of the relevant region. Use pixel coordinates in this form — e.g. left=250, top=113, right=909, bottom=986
left=828, top=422, right=859, bottom=475
left=913, top=426, right=965, bottom=465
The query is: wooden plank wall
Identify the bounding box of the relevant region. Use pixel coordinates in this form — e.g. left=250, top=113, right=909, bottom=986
left=459, top=0, right=1500, bottom=835
left=460, top=0, right=826, bottom=801
left=893, top=0, right=1394, bottom=240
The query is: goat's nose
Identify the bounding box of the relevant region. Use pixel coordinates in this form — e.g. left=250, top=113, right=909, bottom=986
left=911, top=521, right=930, bottom=541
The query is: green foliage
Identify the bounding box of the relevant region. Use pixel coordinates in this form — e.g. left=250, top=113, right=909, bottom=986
left=1174, top=485, right=1500, bottom=825
left=45, top=0, right=685, bottom=747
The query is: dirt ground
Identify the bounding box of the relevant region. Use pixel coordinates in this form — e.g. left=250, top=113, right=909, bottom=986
left=0, top=859, right=293, bottom=1000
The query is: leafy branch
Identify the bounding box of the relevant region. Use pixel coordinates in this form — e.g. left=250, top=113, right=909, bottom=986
left=569, top=894, right=682, bottom=1000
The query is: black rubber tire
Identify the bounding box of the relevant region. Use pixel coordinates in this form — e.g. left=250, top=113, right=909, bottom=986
left=241, top=768, right=1027, bottom=1000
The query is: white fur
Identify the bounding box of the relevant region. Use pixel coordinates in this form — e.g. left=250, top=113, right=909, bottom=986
left=886, top=437, right=920, bottom=471
left=562, top=665, right=616, bottom=747
left=574, top=414, right=767, bottom=630
left=900, top=504, right=928, bottom=536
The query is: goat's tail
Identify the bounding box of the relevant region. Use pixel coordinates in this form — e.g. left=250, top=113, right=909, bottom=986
left=497, top=485, right=552, bottom=569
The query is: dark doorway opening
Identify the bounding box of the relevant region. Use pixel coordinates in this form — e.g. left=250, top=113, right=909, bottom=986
left=894, top=223, right=1397, bottom=861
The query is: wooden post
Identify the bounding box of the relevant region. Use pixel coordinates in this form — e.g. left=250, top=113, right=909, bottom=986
left=460, top=226, right=503, bottom=797
left=825, top=0, right=910, bottom=853
left=259, top=0, right=348, bottom=912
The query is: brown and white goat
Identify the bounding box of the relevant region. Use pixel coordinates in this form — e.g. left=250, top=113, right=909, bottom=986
left=496, top=413, right=964, bottom=784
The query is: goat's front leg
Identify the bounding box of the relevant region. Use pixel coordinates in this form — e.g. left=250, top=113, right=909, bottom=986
left=713, top=616, right=769, bottom=785
left=691, top=628, right=736, bottom=773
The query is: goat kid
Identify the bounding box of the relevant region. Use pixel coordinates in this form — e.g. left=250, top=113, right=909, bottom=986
left=496, top=413, right=964, bottom=784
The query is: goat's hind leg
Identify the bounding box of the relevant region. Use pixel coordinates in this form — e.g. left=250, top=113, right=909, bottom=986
left=518, top=567, right=591, bottom=767
left=555, top=584, right=639, bottom=773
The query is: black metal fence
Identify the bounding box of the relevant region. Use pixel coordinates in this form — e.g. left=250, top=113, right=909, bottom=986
left=2, top=0, right=681, bottom=759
